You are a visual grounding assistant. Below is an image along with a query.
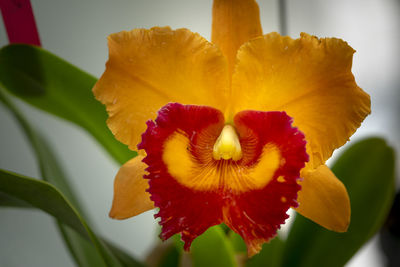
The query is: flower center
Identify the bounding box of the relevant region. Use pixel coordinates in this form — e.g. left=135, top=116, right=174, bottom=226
left=212, top=125, right=242, bottom=161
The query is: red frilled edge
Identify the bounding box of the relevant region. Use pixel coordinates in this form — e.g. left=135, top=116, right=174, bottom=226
left=138, top=103, right=308, bottom=256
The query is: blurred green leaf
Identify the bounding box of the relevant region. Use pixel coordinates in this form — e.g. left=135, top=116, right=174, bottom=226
left=0, top=89, right=143, bottom=267
left=152, top=242, right=181, bottom=267
left=104, top=240, right=145, bottom=267
left=0, top=169, right=89, bottom=239
left=172, top=233, right=185, bottom=252
left=58, top=225, right=106, bottom=267
left=158, top=245, right=180, bottom=267
left=246, top=236, right=284, bottom=267
left=229, top=231, right=247, bottom=253
left=0, top=44, right=135, bottom=165
left=281, top=137, right=395, bottom=267
left=219, top=223, right=231, bottom=234
left=229, top=229, right=284, bottom=267
left=191, top=225, right=237, bottom=267
left=0, top=191, right=33, bottom=208
left=0, top=88, right=84, bottom=212
left=59, top=227, right=144, bottom=267
left=1, top=88, right=105, bottom=267
left=0, top=169, right=124, bottom=267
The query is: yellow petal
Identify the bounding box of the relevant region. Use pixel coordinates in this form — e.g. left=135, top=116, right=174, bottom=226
left=212, top=0, right=262, bottom=74
left=296, top=165, right=350, bottom=232
left=109, top=156, right=154, bottom=219
left=93, top=27, right=229, bottom=150
left=162, top=129, right=282, bottom=194
left=231, top=32, right=371, bottom=168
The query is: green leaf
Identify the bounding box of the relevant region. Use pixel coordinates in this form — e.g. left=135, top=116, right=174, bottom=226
left=0, top=169, right=89, bottom=239
left=1, top=87, right=97, bottom=267
left=0, top=44, right=135, bottom=164
left=0, top=191, right=33, bottom=208
left=281, top=137, right=396, bottom=267
left=147, top=241, right=181, bottom=267
left=0, top=169, right=124, bottom=267
left=0, top=88, right=84, bottom=212
left=103, top=240, right=145, bottom=267
left=59, top=227, right=145, bottom=267
left=245, top=237, right=284, bottom=267
left=229, top=231, right=247, bottom=253
left=158, top=245, right=180, bottom=267
left=58, top=225, right=106, bottom=267
left=191, top=225, right=237, bottom=267
left=1, top=89, right=105, bottom=266
left=0, top=89, right=143, bottom=267
left=228, top=231, right=285, bottom=267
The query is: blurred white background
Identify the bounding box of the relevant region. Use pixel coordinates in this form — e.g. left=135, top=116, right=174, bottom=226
left=0, top=0, right=399, bottom=266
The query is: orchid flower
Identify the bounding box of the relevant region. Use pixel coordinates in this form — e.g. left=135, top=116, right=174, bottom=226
left=93, top=0, right=370, bottom=256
